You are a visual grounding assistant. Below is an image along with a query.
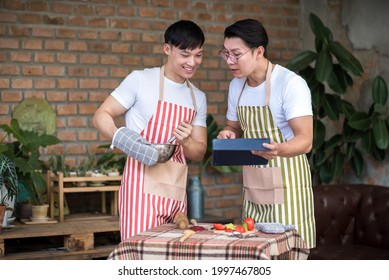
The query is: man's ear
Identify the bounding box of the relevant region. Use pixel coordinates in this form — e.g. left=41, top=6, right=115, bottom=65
left=163, top=43, right=171, bottom=55
left=255, top=46, right=265, bottom=59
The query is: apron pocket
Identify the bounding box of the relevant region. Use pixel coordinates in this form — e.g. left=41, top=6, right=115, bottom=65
left=243, top=166, right=284, bottom=205
left=144, top=160, right=188, bottom=201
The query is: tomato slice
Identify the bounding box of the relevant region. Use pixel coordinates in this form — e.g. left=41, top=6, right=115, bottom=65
left=213, top=223, right=225, bottom=230
left=235, top=225, right=246, bottom=233
left=224, top=228, right=233, bottom=232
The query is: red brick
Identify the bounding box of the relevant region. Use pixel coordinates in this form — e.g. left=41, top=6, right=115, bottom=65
left=0, top=38, right=19, bottom=49
left=58, top=79, right=77, bottom=89
left=57, top=104, right=77, bottom=115
left=68, top=92, right=88, bottom=102
left=79, top=104, right=98, bottom=115
left=12, top=78, right=32, bottom=89
left=78, top=131, right=98, bottom=141
left=45, top=65, right=65, bottom=76
left=0, top=65, right=19, bottom=75
left=1, top=91, right=22, bottom=102
left=35, top=79, right=55, bottom=89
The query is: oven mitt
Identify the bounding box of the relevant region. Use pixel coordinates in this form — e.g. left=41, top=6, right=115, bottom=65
left=255, top=222, right=295, bottom=234
left=110, top=127, right=159, bottom=166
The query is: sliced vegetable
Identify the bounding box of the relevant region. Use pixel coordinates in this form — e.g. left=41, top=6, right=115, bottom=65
left=243, top=217, right=255, bottom=231
left=235, top=225, right=246, bottom=233
left=225, top=223, right=236, bottom=230
left=213, top=223, right=225, bottom=230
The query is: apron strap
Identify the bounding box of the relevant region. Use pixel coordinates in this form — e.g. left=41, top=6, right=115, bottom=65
left=237, top=60, right=272, bottom=106
left=265, top=60, right=272, bottom=106
left=159, top=65, right=197, bottom=111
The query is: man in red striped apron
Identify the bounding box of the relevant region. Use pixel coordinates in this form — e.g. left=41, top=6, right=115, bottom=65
left=94, top=20, right=207, bottom=241
left=217, top=19, right=316, bottom=249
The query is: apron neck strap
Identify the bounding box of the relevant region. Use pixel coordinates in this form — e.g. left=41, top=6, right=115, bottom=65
left=159, top=65, right=197, bottom=111
left=238, top=60, right=273, bottom=106
left=265, top=60, right=272, bottom=105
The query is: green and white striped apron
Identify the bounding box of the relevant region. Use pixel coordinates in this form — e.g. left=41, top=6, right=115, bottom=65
left=237, top=61, right=316, bottom=249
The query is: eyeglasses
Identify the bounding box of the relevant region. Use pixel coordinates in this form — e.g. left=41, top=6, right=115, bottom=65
left=218, top=48, right=253, bottom=64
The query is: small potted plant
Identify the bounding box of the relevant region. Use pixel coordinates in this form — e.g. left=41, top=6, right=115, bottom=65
left=0, top=119, right=61, bottom=221
left=0, top=155, right=18, bottom=229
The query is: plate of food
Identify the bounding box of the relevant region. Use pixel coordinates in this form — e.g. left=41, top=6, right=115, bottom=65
left=212, top=218, right=257, bottom=236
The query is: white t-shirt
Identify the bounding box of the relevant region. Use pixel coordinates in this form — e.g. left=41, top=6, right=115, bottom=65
left=111, top=67, right=207, bottom=133
left=226, top=64, right=312, bottom=141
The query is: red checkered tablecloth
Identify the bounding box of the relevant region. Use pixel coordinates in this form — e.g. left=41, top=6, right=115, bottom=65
left=108, top=223, right=309, bottom=260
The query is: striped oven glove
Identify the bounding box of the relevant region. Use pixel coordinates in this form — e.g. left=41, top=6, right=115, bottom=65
left=110, top=127, right=159, bottom=166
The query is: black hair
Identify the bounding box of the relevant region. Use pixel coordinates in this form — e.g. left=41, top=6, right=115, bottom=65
left=164, top=20, right=205, bottom=50
left=224, top=19, right=269, bottom=57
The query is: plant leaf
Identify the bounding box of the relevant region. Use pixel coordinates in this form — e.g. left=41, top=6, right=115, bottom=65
left=323, top=94, right=340, bottom=120
left=373, top=119, right=389, bottom=149
left=329, top=41, right=364, bottom=76
left=324, top=134, right=343, bottom=151
left=350, top=148, right=363, bottom=177
left=361, top=130, right=374, bottom=153
left=331, top=150, right=345, bottom=179
left=309, top=13, right=331, bottom=44
left=313, top=119, right=326, bottom=149
left=340, top=100, right=356, bottom=118
left=327, top=64, right=348, bottom=94
left=286, top=51, right=317, bottom=72
left=348, top=112, right=371, bottom=130
left=346, top=142, right=355, bottom=160
left=315, top=49, right=333, bottom=82
left=372, top=146, right=386, bottom=161
left=372, top=76, right=388, bottom=105
left=319, top=163, right=333, bottom=184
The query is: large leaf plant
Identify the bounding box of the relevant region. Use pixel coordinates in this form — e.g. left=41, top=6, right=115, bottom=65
left=286, top=13, right=389, bottom=184
left=0, top=119, right=61, bottom=204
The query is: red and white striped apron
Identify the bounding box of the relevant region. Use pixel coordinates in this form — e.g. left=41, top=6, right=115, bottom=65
left=118, top=66, right=197, bottom=240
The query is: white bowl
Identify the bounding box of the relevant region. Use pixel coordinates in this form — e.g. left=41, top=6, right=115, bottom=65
left=108, top=172, right=120, bottom=177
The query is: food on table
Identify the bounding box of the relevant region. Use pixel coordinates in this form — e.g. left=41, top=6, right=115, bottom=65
left=213, top=223, right=226, bottom=230
left=243, top=217, right=255, bottom=230
left=224, top=223, right=236, bottom=230
left=212, top=218, right=256, bottom=234
left=189, top=218, right=206, bottom=232
left=179, top=229, right=196, bottom=242
left=242, top=222, right=248, bottom=232
left=234, top=225, right=246, bottom=233
left=174, top=211, right=189, bottom=229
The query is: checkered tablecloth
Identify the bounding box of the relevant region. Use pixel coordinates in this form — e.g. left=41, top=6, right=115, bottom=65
left=107, top=223, right=309, bottom=260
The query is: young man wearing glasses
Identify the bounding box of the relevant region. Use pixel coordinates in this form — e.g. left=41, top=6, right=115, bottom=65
left=217, top=19, right=316, bottom=249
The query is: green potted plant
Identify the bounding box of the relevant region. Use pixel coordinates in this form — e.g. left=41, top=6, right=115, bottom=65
left=0, top=119, right=61, bottom=209
left=286, top=13, right=389, bottom=184
left=0, top=155, right=18, bottom=228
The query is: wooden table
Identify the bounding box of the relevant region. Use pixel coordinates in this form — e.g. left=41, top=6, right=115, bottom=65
left=107, top=223, right=309, bottom=260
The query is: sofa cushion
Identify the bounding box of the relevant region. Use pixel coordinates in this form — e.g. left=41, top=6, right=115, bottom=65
left=354, top=185, right=389, bottom=250
left=309, top=244, right=389, bottom=260
left=313, top=185, right=362, bottom=246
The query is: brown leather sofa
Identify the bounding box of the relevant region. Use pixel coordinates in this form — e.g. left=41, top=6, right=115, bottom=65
left=309, top=184, right=389, bottom=260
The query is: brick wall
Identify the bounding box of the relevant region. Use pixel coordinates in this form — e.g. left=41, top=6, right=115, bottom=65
left=0, top=0, right=304, bottom=221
